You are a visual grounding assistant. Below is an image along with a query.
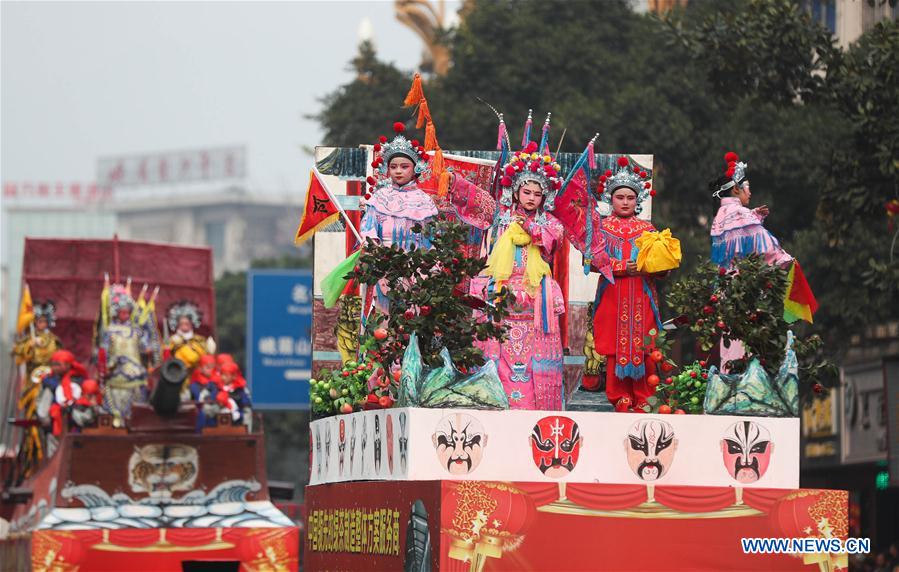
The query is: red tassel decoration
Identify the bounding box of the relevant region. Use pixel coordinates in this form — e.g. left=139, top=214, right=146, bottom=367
left=404, top=73, right=424, bottom=107
left=496, top=115, right=506, bottom=151
left=424, top=121, right=438, bottom=151
left=416, top=99, right=431, bottom=129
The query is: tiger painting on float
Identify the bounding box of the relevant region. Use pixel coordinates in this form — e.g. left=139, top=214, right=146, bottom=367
left=128, top=443, right=199, bottom=498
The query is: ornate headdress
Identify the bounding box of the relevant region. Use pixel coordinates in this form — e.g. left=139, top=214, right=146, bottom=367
left=167, top=300, right=202, bottom=332
left=364, top=122, right=431, bottom=199
left=109, top=284, right=135, bottom=315
left=713, top=151, right=749, bottom=198
left=598, top=156, right=654, bottom=215
left=34, top=300, right=57, bottom=327
left=498, top=112, right=563, bottom=212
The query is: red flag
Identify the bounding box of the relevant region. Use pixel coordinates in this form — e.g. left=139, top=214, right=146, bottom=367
left=295, top=170, right=340, bottom=245
left=783, top=261, right=819, bottom=324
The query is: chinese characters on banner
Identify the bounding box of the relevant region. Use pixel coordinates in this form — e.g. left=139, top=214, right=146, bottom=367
left=247, top=270, right=313, bottom=409
left=97, top=146, right=246, bottom=188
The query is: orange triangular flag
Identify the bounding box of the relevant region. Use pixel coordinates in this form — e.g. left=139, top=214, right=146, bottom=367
left=294, top=170, right=340, bottom=245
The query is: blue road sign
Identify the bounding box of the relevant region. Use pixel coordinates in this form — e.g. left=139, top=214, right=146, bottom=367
left=246, top=269, right=313, bottom=409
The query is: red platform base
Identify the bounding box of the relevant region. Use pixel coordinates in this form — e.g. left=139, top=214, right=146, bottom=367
left=304, top=480, right=848, bottom=571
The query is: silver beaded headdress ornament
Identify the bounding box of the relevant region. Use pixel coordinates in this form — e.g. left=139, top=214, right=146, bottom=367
left=167, top=300, right=202, bottom=332
left=597, top=156, right=653, bottom=215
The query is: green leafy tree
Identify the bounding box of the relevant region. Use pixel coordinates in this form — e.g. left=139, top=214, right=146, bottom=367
left=665, top=0, right=898, bottom=357
left=667, top=255, right=837, bottom=391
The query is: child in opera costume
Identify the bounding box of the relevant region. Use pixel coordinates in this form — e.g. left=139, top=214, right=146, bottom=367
left=448, top=114, right=610, bottom=410
left=710, top=152, right=793, bottom=270
left=557, top=156, right=666, bottom=412
left=710, top=152, right=816, bottom=369
left=359, top=122, right=439, bottom=316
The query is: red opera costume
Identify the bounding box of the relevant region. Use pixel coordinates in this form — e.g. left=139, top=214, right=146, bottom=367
left=592, top=214, right=663, bottom=405
left=554, top=154, right=663, bottom=408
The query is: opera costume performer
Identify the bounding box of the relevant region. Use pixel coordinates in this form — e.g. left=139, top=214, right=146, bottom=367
left=164, top=300, right=216, bottom=382
left=559, top=156, right=665, bottom=412
left=447, top=124, right=596, bottom=410
left=12, top=300, right=64, bottom=474
left=358, top=122, right=439, bottom=317
left=97, top=283, right=162, bottom=424
left=710, top=152, right=792, bottom=270
left=710, top=152, right=815, bottom=370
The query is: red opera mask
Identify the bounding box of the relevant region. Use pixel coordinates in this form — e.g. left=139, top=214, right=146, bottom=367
left=432, top=413, right=487, bottom=475
left=338, top=419, right=346, bottom=476
left=530, top=416, right=583, bottom=478
left=721, top=420, right=774, bottom=483
left=386, top=414, right=394, bottom=475
left=625, top=419, right=678, bottom=481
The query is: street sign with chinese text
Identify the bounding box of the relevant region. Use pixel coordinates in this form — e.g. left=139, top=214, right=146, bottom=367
left=247, top=269, right=313, bottom=409
left=97, top=146, right=246, bottom=188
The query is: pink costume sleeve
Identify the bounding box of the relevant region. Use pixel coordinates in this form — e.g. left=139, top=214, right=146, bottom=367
left=449, top=175, right=496, bottom=230
left=552, top=185, right=613, bottom=281
left=523, top=216, right=561, bottom=259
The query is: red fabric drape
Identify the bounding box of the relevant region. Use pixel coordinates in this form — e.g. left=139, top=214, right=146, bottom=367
left=743, top=488, right=788, bottom=514
left=515, top=482, right=563, bottom=507
left=565, top=483, right=647, bottom=510
left=654, top=485, right=737, bottom=512
left=107, top=529, right=162, bottom=547
left=163, top=528, right=219, bottom=546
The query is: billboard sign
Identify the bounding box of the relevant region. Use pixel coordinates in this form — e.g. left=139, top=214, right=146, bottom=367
left=841, top=362, right=887, bottom=464
left=97, top=146, right=246, bottom=188
left=247, top=269, right=313, bottom=409
left=801, top=388, right=841, bottom=468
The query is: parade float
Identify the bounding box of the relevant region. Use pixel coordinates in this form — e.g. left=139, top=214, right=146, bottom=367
left=0, top=237, right=299, bottom=572
left=300, top=76, right=846, bottom=571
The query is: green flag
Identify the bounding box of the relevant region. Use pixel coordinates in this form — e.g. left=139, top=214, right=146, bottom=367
left=321, top=249, right=361, bottom=309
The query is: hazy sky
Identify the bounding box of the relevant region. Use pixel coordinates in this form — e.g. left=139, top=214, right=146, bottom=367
left=1, top=1, right=459, bottom=194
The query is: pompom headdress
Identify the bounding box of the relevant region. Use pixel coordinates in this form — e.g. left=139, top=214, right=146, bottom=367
left=167, top=300, right=202, bottom=332
left=33, top=300, right=57, bottom=327
left=364, top=122, right=431, bottom=200
left=713, top=151, right=749, bottom=198
left=597, top=156, right=654, bottom=215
